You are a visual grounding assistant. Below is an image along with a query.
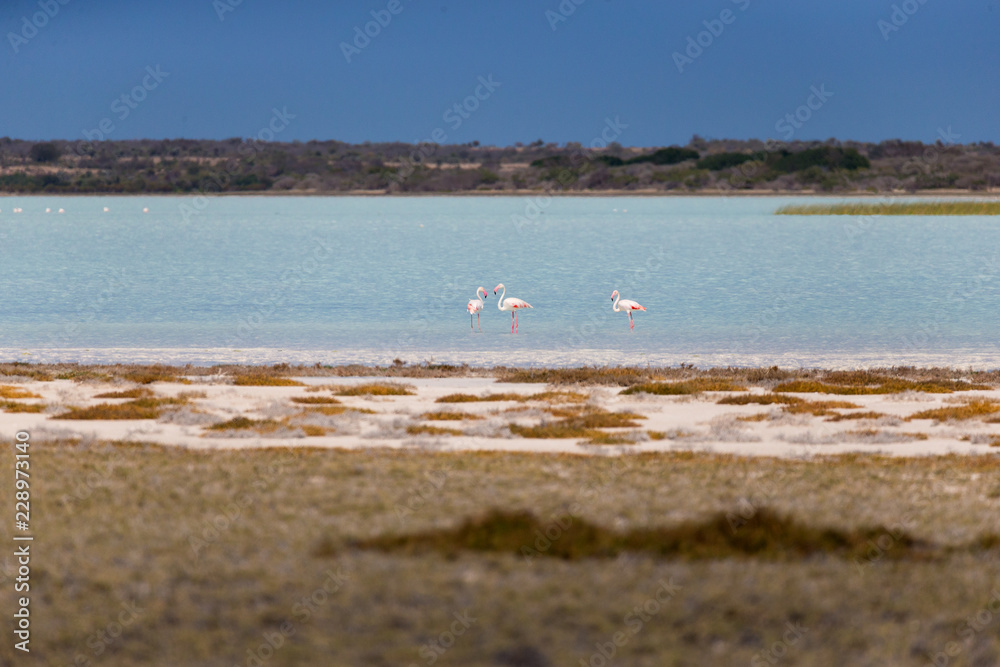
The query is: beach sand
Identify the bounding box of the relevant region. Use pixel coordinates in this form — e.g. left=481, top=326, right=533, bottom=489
left=3, top=373, right=998, bottom=457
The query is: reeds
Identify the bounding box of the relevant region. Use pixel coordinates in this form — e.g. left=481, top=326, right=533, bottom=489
left=776, top=201, right=1000, bottom=216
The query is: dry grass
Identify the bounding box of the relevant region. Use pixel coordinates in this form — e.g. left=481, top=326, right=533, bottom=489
left=621, top=378, right=748, bottom=396
left=437, top=392, right=527, bottom=403
left=737, top=413, right=771, bottom=422
left=206, top=416, right=283, bottom=432
left=845, top=429, right=929, bottom=441
left=825, top=411, right=889, bottom=422
left=717, top=393, right=803, bottom=406
left=93, top=387, right=155, bottom=399
left=232, top=374, right=305, bottom=387
left=782, top=400, right=862, bottom=417
left=0, top=384, right=41, bottom=399
left=300, top=425, right=330, bottom=437
left=3, top=443, right=1000, bottom=666
left=53, top=397, right=187, bottom=420
left=1, top=400, right=45, bottom=413
left=584, top=433, right=642, bottom=445
left=774, top=378, right=988, bottom=395
left=420, top=411, right=483, bottom=421
left=290, top=396, right=343, bottom=405
left=509, top=409, right=645, bottom=439
left=349, top=507, right=935, bottom=561
left=332, top=382, right=415, bottom=396
left=907, top=399, right=1000, bottom=422
left=406, top=425, right=463, bottom=436
left=776, top=201, right=1000, bottom=216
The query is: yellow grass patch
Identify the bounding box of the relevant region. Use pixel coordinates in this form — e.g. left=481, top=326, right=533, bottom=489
left=907, top=399, right=1000, bottom=422
left=93, top=387, right=154, bottom=399
left=233, top=374, right=305, bottom=387
left=420, top=411, right=483, bottom=421
left=0, top=385, right=41, bottom=399
left=54, top=396, right=188, bottom=420
left=290, top=396, right=343, bottom=405
left=1, top=401, right=45, bottom=413
left=717, top=393, right=803, bottom=406
left=207, top=416, right=283, bottom=432
left=620, top=378, right=748, bottom=395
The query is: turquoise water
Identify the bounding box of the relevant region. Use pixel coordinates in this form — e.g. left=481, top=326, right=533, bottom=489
left=1, top=195, right=998, bottom=368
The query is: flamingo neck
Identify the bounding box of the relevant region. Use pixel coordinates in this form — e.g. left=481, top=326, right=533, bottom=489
left=496, top=285, right=506, bottom=309
left=612, top=293, right=620, bottom=312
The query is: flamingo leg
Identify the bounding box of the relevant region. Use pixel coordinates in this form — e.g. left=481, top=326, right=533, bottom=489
left=629, top=312, right=635, bottom=331
left=477, top=312, right=481, bottom=332
left=471, top=313, right=474, bottom=332
left=515, top=310, right=519, bottom=334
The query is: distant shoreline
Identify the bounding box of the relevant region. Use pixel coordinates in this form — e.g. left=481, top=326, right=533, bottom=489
left=3, top=189, right=1000, bottom=198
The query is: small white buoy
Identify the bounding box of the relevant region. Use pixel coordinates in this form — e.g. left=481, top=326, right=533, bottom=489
left=58, top=208, right=65, bottom=214
left=45, top=208, right=51, bottom=213
left=103, top=207, right=110, bottom=212
left=623, top=209, right=627, bottom=213
left=143, top=207, right=149, bottom=213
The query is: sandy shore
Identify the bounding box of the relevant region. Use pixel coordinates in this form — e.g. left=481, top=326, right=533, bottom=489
left=3, top=374, right=999, bottom=457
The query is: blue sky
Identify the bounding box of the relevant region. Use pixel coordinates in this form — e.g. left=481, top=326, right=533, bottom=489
left=1, top=0, right=997, bottom=146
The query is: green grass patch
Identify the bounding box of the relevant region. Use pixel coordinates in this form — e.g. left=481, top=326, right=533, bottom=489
left=776, top=201, right=1000, bottom=216
left=345, top=508, right=927, bottom=561
left=906, top=399, right=1000, bottom=422
left=621, top=378, right=747, bottom=396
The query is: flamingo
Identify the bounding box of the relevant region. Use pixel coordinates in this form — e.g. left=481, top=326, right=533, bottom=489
left=611, top=290, right=646, bottom=331
left=494, top=283, right=532, bottom=334
left=467, top=286, right=487, bottom=332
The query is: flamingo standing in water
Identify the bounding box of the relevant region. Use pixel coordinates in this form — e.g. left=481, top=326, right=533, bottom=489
left=494, top=283, right=532, bottom=334
left=467, top=286, right=487, bottom=332
left=611, top=290, right=646, bottom=331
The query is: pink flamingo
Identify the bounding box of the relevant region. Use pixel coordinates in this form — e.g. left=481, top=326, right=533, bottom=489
left=467, top=286, right=487, bottom=332
left=494, top=283, right=532, bottom=334
left=611, top=290, right=646, bottom=331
